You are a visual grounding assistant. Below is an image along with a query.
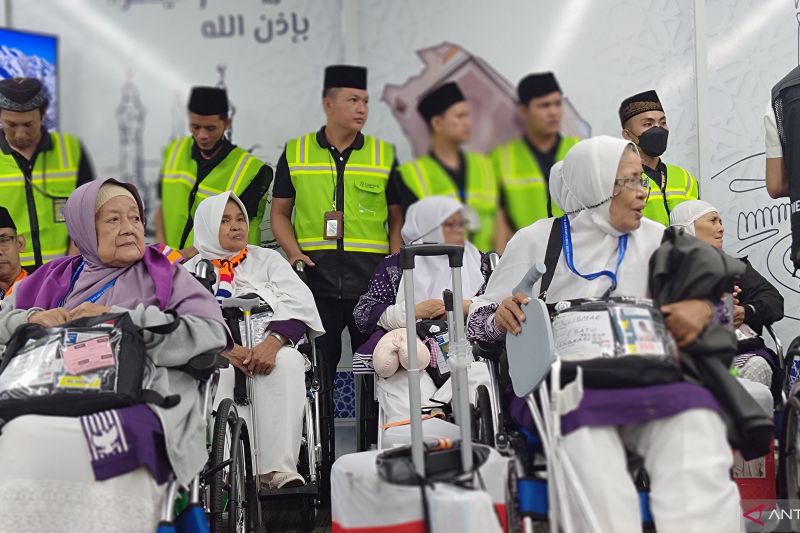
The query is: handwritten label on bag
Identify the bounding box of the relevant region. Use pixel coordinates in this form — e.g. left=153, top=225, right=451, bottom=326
left=552, top=311, right=615, bottom=361
left=62, top=336, right=115, bottom=375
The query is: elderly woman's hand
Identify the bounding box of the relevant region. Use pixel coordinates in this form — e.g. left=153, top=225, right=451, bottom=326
left=415, top=299, right=446, bottom=320
left=660, top=299, right=713, bottom=348
left=248, top=337, right=281, bottom=375
left=69, top=302, right=112, bottom=320
left=496, top=292, right=530, bottom=335
left=226, top=344, right=253, bottom=376
left=28, top=308, right=71, bottom=327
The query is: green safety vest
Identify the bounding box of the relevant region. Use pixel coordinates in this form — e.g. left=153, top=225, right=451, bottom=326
left=490, top=136, right=579, bottom=230
left=398, top=152, right=498, bottom=252
left=287, top=132, right=394, bottom=254
left=642, top=163, right=699, bottom=226
left=0, top=132, right=81, bottom=267
left=160, top=136, right=266, bottom=249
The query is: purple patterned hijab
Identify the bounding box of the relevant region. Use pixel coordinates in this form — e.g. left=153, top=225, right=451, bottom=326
left=15, top=179, right=227, bottom=335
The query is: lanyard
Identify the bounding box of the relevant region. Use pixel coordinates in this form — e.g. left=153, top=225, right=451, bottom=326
left=560, top=215, right=628, bottom=292
left=58, top=260, right=118, bottom=307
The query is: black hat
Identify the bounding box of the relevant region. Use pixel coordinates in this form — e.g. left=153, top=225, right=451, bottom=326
left=323, top=65, right=367, bottom=91
left=0, top=77, right=47, bottom=112
left=188, top=87, right=229, bottom=116
left=0, top=206, right=15, bottom=231
left=619, top=90, right=663, bottom=125
left=417, top=82, right=466, bottom=123
left=517, top=72, right=561, bottom=105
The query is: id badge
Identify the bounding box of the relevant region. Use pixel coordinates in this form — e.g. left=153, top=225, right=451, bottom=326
left=53, top=198, right=67, bottom=223
left=324, top=210, right=343, bottom=240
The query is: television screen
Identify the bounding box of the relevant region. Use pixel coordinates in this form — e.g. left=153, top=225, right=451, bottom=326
left=0, top=28, right=58, bottom=129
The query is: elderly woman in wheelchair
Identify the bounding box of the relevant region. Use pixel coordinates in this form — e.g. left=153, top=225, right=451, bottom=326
left=468, top=137, right=741, bottom=532
left=353, top=196, right=493, bottom=438
left=184, top=192, right=324, bottom=490
left=0, top=179, right=229, bottom=532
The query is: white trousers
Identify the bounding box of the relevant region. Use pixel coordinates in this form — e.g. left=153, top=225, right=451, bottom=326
left=561, top=408, right=741, bottom=533
left=216, top=346, right=306, bottom=475
left=0, top=415, right=165, bottom=533
left=376, top=361, right=492, bottom=423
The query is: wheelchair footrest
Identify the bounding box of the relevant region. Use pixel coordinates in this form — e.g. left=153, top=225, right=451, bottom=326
left=259, top=481, right=319, bottom=499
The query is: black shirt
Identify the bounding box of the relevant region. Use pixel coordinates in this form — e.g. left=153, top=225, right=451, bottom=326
left=643, top=160, right=667, bottom=189
left=273, top=126, right=401, bottom=299
left=158, top=138, right=272, bottom=220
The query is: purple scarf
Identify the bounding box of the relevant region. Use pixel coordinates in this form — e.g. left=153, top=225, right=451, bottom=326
left=15, top=179, right=229, bottom=343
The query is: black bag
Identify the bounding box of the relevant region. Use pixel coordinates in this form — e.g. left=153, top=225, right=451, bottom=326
left=416, top=319, right=451, bottom=388
left=0, top=312, right=180, bottom=424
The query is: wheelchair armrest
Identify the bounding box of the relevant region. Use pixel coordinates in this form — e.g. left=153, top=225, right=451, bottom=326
left=472, top=340, right=504, bottom=362
left=176, top=351, right=228, bottom=381
left=765, top=324, right=784, bottom=367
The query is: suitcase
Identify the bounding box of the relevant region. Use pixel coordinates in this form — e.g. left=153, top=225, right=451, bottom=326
left=331, top=244, right=510, bottom=533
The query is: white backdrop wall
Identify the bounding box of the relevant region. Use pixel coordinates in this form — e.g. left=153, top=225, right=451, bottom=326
left=7, top=0, right=800, bottom=339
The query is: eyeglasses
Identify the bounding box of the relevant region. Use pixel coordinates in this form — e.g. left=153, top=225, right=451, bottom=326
left=442, top=220, right=466, bottom=230
left=614, top=176, right=650, bottom=190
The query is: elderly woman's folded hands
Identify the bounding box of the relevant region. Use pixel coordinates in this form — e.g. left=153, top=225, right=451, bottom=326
left=28, top=302, right=112, bottom=328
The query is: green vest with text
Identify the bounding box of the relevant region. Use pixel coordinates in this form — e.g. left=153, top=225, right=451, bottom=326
left=160, top=136, right=266, bottom=248
left=0, top=132, right=81, bottom=267
left=490, top=136, right=578, bottom=229
left=287, top=133, right=394, bottom=254
left=642, top=163, right=699, bottom=226
left=398, top=152, right=498, bottom=252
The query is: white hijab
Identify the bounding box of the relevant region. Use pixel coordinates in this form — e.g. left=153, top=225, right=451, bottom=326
left=399, top=196, right=485, bottom=303
left=184, top=192, right=324, bottom=338
left=668, top=200, right=717, bottom=236
left=478, top=136, right=665, bottom=305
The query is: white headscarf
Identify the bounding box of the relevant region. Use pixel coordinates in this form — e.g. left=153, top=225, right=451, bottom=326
left=184, top=192, right=324, bottom=338
left=477, top=136, right=665, bottom=305
left=669, top=200, right=718, bottom=236
left=400, top=196, right=485, bottom=303
left=191, top=192, right=249, bottom=260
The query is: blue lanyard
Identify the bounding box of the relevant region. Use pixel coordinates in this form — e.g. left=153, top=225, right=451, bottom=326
left=58, top=260, right=118, bottom=307
left=560, top=215, right=628, bottom=291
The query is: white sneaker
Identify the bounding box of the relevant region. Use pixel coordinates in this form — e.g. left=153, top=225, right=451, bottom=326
left=268, top=471, right=305, bottom=489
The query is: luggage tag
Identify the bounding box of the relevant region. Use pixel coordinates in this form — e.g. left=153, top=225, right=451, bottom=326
left=62, top=336, right=116, bottom=375
left=53, top=198, right=67, bottom=223
left=323, top=210, right=343, bottom=240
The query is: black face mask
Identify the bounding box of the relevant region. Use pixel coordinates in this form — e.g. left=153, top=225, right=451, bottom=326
left=198, top=136, right=227, bottom=158
left=636, top=126, right=669, bottom=158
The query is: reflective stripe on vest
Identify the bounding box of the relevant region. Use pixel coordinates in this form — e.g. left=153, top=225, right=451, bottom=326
left=0, top=132, right=81, bottom=267
left=491, top=136, right=578, bottom=229
left=642, top=163, right=699, bottom=226
left=287, top=133, right=394, bottom=254
left=398, top=152, right=498, bottom=252
left=160, top=136, right=265, bottom=248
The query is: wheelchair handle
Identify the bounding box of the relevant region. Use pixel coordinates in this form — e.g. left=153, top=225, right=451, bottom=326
left=512, top=262, right=547, bottom=298
left=221, top=295, right=262, bottom=312
left=400, top=243, right=464, bottom=269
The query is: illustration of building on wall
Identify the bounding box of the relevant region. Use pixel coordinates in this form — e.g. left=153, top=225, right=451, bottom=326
left=383, top=42, right=591, bottom=157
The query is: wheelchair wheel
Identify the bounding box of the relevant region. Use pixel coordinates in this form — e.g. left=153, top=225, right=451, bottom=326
left=473, top=385, right=495, bottom=446
left=210, top=398, right=257, bottom=533
left=779, top=391, right=800, bottom=499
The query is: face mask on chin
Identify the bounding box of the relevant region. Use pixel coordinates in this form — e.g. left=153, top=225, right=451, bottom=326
left=635, top=126, right=669, bottom=158
left=198, top=136, right=226, bottom=157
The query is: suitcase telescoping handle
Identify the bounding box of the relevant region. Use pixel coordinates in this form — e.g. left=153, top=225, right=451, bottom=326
left=400, top=244, right=468, bottom=478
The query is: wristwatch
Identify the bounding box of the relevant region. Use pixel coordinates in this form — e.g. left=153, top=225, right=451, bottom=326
left=265, top=330, right=286, bottom=345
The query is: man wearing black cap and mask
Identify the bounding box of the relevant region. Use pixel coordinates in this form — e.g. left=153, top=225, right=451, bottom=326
left=0, top=77, right=95, bottom=269
left=0, top=206, right=27, bottom=301
left=490, top=72, right=578, bottom=251
left=398, top=81, right=498, bottom=251
left=271, top=65, right=403, bottom=440
left=155, top=86, right=271, bottom=259
left=619, top=90, right=699, bottom=226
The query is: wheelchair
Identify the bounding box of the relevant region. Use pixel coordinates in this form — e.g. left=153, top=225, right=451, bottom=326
left=217, top=273, right=334, bottom=532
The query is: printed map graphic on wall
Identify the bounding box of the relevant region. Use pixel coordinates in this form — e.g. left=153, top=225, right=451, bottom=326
left=382, top=42, right=591, bottom=157
left=0, top=28, right=57, bottom=130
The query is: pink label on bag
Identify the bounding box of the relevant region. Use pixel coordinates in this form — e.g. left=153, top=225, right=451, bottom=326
left=62, top=336, right=115, bottom=375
